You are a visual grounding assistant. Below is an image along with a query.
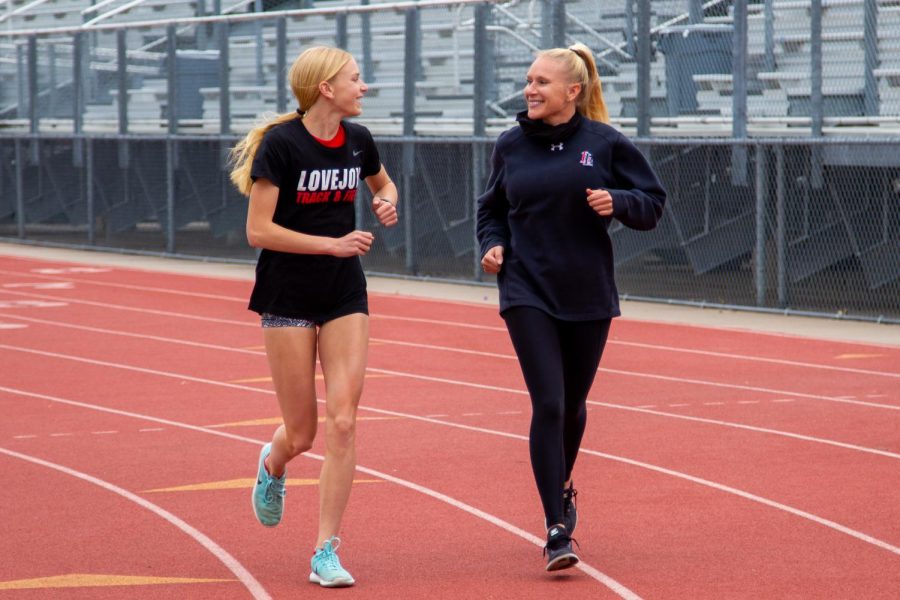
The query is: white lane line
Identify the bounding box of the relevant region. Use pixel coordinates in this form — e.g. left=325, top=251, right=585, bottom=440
left=140, top=428, right=164, bottom=432
left=13, top=435, right=37, bottom=439
left=2, top=287, right=897, bottom=378
left=91, top=430, right=118, bottom=435
left=1, top=336, right=897, bottom=459
left=2, top=350, right=899, bottom=555
left=0, top=386, right=639, bottom=599
left=585, top=402, right=900, bottom=460
left=1, top=313, right=896, bottom=411
left=0, top=446, right=271, bottom=600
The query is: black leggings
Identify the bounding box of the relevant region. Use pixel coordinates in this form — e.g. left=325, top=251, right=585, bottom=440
left=502, top=306, right=611, bottom=528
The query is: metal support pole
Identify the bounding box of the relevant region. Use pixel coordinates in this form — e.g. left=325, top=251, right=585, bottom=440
left=15, top=139, right=25, bottom=239
left=472, top=3, right=490, bottom=280
left=764, top=0, right=775, bottom=72
left=254, top=0, right=264, bottom=86
left=86, top=138, right=95, bottom=245
left=276, top=17, right=287, bottom=113
left=48, top=44, right=57, bottom=117
left=732, top=0, right=748, bottom=186
left=72, top=32, right=83, bottom=168
left=754, top=144, right=766, bottom=306
left=218, top=21, right=231, bottom=134
left=402, top=8, right=419, bottom=274
left=336, top=13, right=348, bottom=50
left=636, top=0, right=651, bottom=137
left=166, top=138, right=176, bottom=254
left=166, top=25, right=178, bottom=135
left=550, top=0, right=566, bottom=47
left=27, top=36, right=37, bottom=134
left=863, top=0, right=879, bottom=116
left=775, top=145, right=787, bottom=307
left=361, top=0, right=373, bottom=82
left=810, top=0, right=823, bottom=188
left=688, top=0, right=703, bottom=24
left=117, top=29, right=129, bottom=167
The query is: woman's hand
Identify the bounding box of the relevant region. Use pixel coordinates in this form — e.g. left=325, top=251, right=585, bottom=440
left=372, top=197, right=398, bottom=227
left=331, top=230, right=374, bottom=257
left=586, top=188, right=614, bottom=216
left=481, top=245, right=505, bottom=274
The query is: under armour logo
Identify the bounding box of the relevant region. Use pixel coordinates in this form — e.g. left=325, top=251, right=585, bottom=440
left=550, top=143, right=564, bottom=151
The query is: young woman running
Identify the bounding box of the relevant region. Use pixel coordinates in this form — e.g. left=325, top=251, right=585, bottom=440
left=476, top=43, right=667, bottom=572
left=229, top=45, right=398, bottom=588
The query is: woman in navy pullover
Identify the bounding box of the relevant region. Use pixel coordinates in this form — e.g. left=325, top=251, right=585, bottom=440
left=476, top=43, right=666, bottom=572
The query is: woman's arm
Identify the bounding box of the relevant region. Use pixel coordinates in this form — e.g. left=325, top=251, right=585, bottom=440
left=602, top=135, right=667, bottom=231
left=246, top=177, right=374, bottom=257
left=365, top=164, right=399, bottom=227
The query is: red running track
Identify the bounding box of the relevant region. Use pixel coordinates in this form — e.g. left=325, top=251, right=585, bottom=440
left=0, top=251, right=898, bottom=599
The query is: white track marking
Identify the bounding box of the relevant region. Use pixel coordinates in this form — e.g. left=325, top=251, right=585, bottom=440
left=1, top=345, right=899, bottom=555
left=0, top=310, right=896, bottom=412
left=1, top=285, right=896, bottom=378
left=0, top=385, right=639, bottom=599
left=0, top=446, right=271, bottom=600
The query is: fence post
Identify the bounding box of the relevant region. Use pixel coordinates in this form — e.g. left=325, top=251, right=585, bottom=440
left=15, top=138, right=25, bottom=239
left=402, top=7, right=420, bottom=274
left=636, top=0, right=651, bottom=138
left=775, top=145, right=787, bottom=307
left=86, top=138, right=95, bottom=245
left=472, top=2, right=491, bottom=280
left=754, top=144, right=766, bottom=306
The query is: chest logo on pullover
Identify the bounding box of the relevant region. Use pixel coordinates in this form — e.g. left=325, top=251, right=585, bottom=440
left=579, top=151, right=594, bottom=167
left=550, top=143, right=564, bottom=151
left=296, top=167, right=361, bottom=204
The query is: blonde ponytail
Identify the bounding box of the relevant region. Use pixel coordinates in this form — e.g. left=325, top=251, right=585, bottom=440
left=537, top=43, right=609, bottom=124
left=228, top=112, right=299, bottom=197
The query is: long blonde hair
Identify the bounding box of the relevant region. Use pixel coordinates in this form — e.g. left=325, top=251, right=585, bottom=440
left=536, top=43, right=609, bottom=124
left=229, top=46, right=353, bottom=196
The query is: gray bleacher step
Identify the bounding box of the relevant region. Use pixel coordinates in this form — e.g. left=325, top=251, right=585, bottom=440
left=787, top=220, right=854, bottom=283
left=858, top=240, right=900, bottom=289
left=611, top=210, right=678, bottom=267
left=681, top=212, right=755, bottom=275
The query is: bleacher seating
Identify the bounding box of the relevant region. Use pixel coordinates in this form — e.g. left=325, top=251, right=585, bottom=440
left=1, top=0, right=900, bottom=135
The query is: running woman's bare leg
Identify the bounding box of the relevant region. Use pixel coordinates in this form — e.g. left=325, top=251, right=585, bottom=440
left=315, top=312, right=368, bottom=546
left=263, top=325, right=319, bottom=476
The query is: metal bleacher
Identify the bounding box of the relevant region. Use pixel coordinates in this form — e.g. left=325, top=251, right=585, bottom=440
left=1, top=0, right=898, bottom=301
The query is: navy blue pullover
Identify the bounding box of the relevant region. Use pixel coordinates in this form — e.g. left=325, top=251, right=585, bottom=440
left=476, top=116, right=667, bottom=320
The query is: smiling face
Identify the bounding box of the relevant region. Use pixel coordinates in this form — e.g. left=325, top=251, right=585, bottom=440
left=324, top=58, right=367, bottom=117
left=523, top=56, right=582, bottom=126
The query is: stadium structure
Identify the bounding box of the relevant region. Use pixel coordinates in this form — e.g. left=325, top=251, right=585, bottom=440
left=1, top=0, right=898, bottom=321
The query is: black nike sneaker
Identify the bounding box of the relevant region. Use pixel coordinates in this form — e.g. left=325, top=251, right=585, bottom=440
left=543, top=525, right=579, bottom=572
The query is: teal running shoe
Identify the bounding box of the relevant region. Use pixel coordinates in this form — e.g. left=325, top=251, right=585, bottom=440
left=309, top=537, right=355, bottom=588
left=251, top=443, right=285, bottom=527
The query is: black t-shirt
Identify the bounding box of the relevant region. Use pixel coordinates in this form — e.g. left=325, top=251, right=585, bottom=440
left=248, top=118, right=381, bottom=321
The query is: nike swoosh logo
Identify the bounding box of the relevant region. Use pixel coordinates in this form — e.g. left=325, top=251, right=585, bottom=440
left=353, top=150, right=363, bottom=156
left=257, top=478, right=262, bottom=485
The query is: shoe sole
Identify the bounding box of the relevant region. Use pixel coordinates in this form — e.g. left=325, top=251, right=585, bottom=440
left=546, top=552, right=580, bottom=572
left=309, top=572, right=355, bottom=587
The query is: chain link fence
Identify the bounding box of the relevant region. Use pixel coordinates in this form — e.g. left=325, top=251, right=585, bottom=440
left=1, top=0, right=898, bottom=321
